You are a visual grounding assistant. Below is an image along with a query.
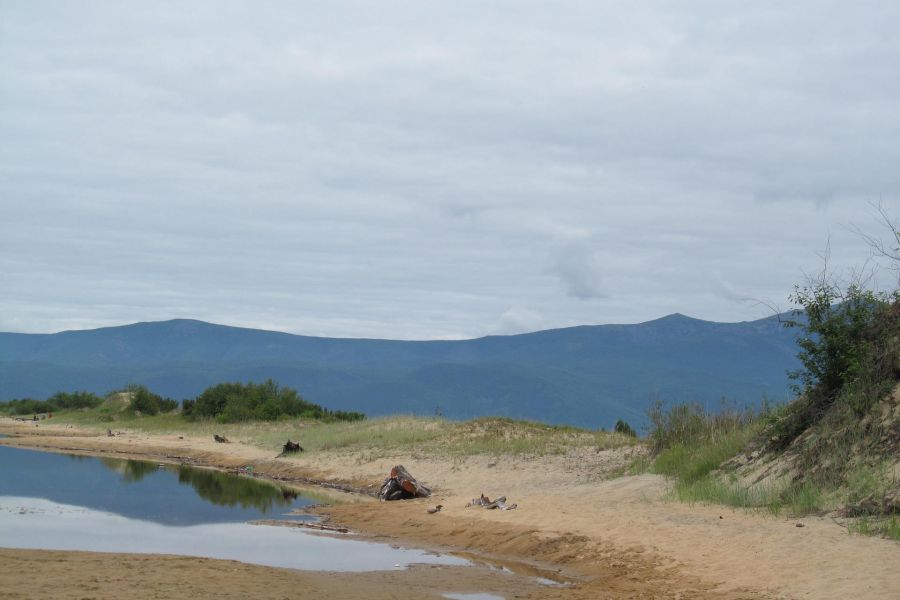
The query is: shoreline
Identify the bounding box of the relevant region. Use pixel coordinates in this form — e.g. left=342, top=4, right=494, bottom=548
left=2, top=420, right=899, bottom=599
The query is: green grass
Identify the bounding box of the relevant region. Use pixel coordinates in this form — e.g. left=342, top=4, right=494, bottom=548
left=849, top=516, right=900, bottom=541
left=670, top=475, right=830, bottom=516
left=645, top=401, right=835, bottom=516
left=779, top=481, right=829, bottom=516
left=652, top=427, right=754, bottom=484
left=673, top=476, right=780, bottom=511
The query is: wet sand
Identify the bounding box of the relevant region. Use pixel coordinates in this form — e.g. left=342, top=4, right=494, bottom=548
left=2, top=420, right=899, bottom=599
left=0, top=549, right=544, bottom=600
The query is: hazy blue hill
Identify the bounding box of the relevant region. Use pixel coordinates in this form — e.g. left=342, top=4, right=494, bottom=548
left=0, top=315, right=801, bottom=428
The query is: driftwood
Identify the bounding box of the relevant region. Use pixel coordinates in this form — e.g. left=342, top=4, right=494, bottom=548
left=213, top=434, right=230, bottom=443
left=284, top=440, right=303, bottom=453
left=274, top=440, right=304, bottom=458
left=378, top=465, right=431, bottom=500
left=466, top=493, right=517, bottom=511
left=251, top=519, right=349, bottom=534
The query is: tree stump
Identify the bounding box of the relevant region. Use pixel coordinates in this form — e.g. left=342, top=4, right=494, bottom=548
left=378, top=465, right=431, bottom=500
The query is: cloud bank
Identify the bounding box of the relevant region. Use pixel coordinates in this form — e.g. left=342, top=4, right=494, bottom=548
left=1, top=2, right=897, bottom=338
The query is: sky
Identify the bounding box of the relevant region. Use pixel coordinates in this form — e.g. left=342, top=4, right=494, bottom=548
left=1, top=1, right=899, bottom=339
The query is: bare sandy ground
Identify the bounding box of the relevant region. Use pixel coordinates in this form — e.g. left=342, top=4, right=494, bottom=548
left=2, top=420, right=899, bottom=600
left=0, top=550, right=545, bottom=600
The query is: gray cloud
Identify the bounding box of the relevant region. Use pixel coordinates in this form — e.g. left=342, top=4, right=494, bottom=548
left=551, top=240, right=607, bottom=300
left=1, top=2, right=898, bottom=338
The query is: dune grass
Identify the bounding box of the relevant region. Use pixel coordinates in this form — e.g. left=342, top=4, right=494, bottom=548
left=644, top=400, right=898, bottom=519
left=38, top=409, right=639, bottom=459
left=643, top=401, right=833, bottom=515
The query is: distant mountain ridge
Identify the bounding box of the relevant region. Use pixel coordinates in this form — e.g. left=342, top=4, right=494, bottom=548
left=0, top=315, right=801, bottom=428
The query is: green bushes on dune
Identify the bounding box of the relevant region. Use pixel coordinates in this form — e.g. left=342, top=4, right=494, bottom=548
left=1, top=380, right=364, bottom=425
left=126, top=385, right=178, bottom=416
left=0, top=390, right=104, bottom=415
left=182, top=379, right=365, bottom=423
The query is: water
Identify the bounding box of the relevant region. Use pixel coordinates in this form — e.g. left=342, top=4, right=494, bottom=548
left=0, top=444, right=312, bottom=525
left=0, top=444, right=468, bottom=571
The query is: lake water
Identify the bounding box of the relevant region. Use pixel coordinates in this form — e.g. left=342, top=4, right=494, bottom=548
left=0, top=443, right=467, bottom=571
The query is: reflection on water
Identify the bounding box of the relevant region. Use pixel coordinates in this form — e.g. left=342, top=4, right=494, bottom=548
left=176, top=464, right=299, bottom=511
left=0, top=445, right=312, bottom=525
left=98, top=457, right=299, bottom=513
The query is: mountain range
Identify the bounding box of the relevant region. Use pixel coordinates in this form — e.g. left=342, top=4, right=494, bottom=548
left=0, top=315, right=801, bottom=429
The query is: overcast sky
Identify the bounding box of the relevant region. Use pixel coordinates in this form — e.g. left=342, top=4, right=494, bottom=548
left=1, top=2, right=898, bottom=339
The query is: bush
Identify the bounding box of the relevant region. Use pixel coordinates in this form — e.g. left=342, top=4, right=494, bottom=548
left=187, top=379, right=365, bottom=423
left=613, top=419, right=637, bottom=437
left=0, top=390, right=104, bottom=415
left=786, top=281, right=885, bottom=398
left=771, top=280, right=898, bottom=450
left=48, top=391, right=103, bottom=410
left=127, top=385, right=178, bottom=416
left=0, top=398, right=57, bottom=415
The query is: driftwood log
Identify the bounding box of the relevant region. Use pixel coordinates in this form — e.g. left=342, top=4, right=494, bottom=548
left=378, top=465, right=431, bottom=500
left=283, top=440, right=303, bottom=453
left=275, top=440, right=304, bottom=458
left=466, top=493, right=517, bottom=511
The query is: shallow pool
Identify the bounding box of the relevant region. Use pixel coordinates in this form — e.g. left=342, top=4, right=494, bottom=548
left=0, top=444, right=315, bottom=525
left=0, top=444, right=468, bottom=571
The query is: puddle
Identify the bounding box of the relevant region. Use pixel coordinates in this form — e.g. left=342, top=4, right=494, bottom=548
left=0, top=444, right=470, bottom=572
left=0, top=444, right=314, bottom=525
left=0, top=497, right=469, bottom=571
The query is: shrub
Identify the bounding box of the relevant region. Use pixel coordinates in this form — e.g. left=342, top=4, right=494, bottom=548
left=771, top=280, right=898, bottom=450
left=0, top=390, right=104, bottom=415
left=47, top=391, right=103, bottom=410
left=188, top=379, right=365, bottom=423
left=0, top=398, right=57, bottom=415
left=613, top=419, right=637, bottom=437
left=127, top=385, right=178, bottom=416
left=786, top=281, right=885, bottom=398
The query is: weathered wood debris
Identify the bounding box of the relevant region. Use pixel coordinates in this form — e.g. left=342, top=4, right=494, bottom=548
left=378, top=465, right=431, bottom=500
left=283, top=440, right=303, bottom=453
left=466, top=493, right=517, bottom=511
left=251, top=519, right=349, bottom=534
left=213, top=434, right=230, bottom=443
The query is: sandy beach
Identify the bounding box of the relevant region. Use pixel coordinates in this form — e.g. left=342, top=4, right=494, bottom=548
left=2, top=420, right=898, bottom=600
